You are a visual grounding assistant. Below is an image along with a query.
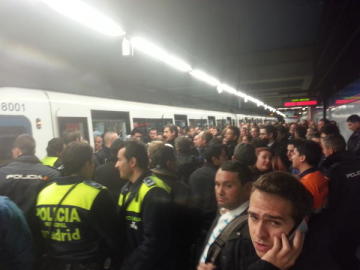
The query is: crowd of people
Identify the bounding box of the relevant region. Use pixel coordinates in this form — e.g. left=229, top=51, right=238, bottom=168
left=0, top=114, right=360, bottom=270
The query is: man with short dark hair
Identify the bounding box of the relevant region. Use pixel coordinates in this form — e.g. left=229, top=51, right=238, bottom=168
left=0, top=134, right=59, bottom=219
left=148, top=128, right=158, bottom=142
left=131, top=128, right=144, bottom=142
left=259, top=126, right=278, bottom=154
left=36, top=142, right=122, bottom=270
left=291, top=140, right=328, bottom=212
left=320, top=134, right=360, bottom=269
left=346, top=114, right=360, bottom=156
left=223, top=126, right=240, bottom=159
left=190, top=143, right=228, bottom=258
left=41, top=138, right=64, bottom=169
left=115, top=141, right=173, bottom=270
left=163, top=125, right=178, bottom=146
left=197, top=161, right=255, bottom=270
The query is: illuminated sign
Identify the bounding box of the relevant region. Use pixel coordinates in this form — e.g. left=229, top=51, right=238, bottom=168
left=284, top=100, right=318, bottom=107
left=291, top=98, right=310, bottom=102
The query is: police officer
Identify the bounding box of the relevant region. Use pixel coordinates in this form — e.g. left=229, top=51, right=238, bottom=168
left=41, top=138, right=64, bottom=170
left=36, top=142, right=123, bottom=270
left=115, top=141, right=174, bottom=270
left=0, top=134, right=59, bottom=220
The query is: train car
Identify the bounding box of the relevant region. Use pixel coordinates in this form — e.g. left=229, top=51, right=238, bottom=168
left=0, top=87, right=272, bottom=160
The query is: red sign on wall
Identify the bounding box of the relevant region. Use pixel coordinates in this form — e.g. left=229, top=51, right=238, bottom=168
left=284, top=100, right=318, bottom=107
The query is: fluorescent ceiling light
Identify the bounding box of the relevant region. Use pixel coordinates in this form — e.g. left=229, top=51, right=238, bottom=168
left=218, top=84, right=237, bottom=95
left=131, top=37, right=192, bottom=72
left=190, top=70, right=220, bottom=87
left=41, top=0, right=125, bottom=37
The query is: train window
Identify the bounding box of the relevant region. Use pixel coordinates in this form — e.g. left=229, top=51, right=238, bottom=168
left=133, top=118, right=173, bottom=131
left=0, top=115, right=32, bottom=163
left=91, top=110, right=130, bottom=137
left=58, top=117, right=89, bottom=142
left=208, top=116, right=216, bottom=127
left=216, top=119, right=226, bottom=129
left=174, top=114, right=188, bottom=128
left=189, top=119, right=208, bottom=128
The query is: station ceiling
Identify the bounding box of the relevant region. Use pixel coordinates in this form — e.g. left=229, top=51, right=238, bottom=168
left=0, top=0, right=324, bottom=115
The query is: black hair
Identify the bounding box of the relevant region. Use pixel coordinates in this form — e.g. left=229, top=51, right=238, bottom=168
left=175, top=136, right=194, bottom=154
left=321, top=134, right=346, bottom=153
left=149, top=144, right=175, bottom=169
left=123, top=141, right=149, bottom=170
left=164, top=124, right=178, bottom=137
left=263, top=125, right=277, bottom=139
left=110, top=138, right=125, bottom=162
left=294, top=140, right=322, bottom=167
left=320, top=124, right=340, bottom=136
left=220, top=160, right=254, bottom=185
left=131, top=128, right=144, bottom=136
left=62, top=142, right=93, bottom=176
left=201, top=131, right=213, bottom=144
left=233, top=143, right=256, bottom=166
left=13, top=134, right=36, bottom=155
left=46, top=138, right=64, bottom=156
left=62, top=131, right=81, bottom=145
left=347, top=114, right=360, bottom=123
left=295, top=126, right=307, bottom=139
left=252, top=171, right=313, bottom=225
left=225, top=126, right=240, bottom=140
left=203, top=143, right=226, bottom=164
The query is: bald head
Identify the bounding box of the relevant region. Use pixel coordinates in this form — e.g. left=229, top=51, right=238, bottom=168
left=104, top=132, right=118, bottom=148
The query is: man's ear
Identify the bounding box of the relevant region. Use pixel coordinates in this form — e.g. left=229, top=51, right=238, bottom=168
left=129, top=157, right=137, bottom=168
left=299, top=155, right=306, bottom=163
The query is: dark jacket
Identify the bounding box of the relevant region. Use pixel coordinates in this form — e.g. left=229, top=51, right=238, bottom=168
left=189, top=163, right=219, bottom=234
left=176, top=152, right=201, bottom=184
left=36, top=176, right=123, bottom=266
left=152, top=168, right=196, bottom=270
left=320, top=151, right=360, bottom=269
left=0, top=196, right=33, bottom=270
left=119, top=172, right=174, bottom=270
left=347, top=129, right=360, bottom=157
left=0, top=155, right=59, bottom=219
left=94, top=147, right=112, bottom=166
left=94, top=161, right=126, bottom=202
left=204, top=213, right=258, bottom=270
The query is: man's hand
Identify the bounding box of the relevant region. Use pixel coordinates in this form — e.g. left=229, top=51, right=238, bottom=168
left=197, top=263, right=216, bottom=270
left=261, top=231, right=304, bottom=270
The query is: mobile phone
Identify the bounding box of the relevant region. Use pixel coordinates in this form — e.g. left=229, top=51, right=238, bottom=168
left=288, top=219, right=308, bottom=240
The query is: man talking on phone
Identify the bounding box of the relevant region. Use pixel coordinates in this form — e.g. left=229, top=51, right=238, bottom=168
left=198, top=171, right=316, bottom=270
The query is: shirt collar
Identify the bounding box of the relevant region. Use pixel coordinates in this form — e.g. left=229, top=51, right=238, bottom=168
left=298, top=167, right=318, bottom=178
left=221, top=201, right=249, bottom=218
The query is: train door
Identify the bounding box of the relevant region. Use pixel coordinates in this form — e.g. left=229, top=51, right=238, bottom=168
left=208, top=116, right=215, bottom=127
left=174, top=114, right=188, bottom=127
left=58, top=117, right=89, bottom=142
left=0, top=115, right=32, bottom=164
left=226, top=117, right=232, bottom=125
left=91, top=110, right=130, bottom=138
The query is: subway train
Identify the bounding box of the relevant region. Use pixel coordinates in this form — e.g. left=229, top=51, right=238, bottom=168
left=0, top=87, right=276, bottom=159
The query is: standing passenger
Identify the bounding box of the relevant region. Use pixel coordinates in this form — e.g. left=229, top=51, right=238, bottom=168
left=163, top=125, right=178, bottom=146
left=346, top=114, right=360, bottom=157
left=94, top=131, right=118, bottom=166
left=115, top=141, right=173, bottom=270
left=36, top=142, right=122, bottom=270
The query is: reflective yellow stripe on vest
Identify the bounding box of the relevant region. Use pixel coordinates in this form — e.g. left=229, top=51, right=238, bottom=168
left=41, top=156, right=59, bottom=167
left=37, top=182, right=101, bottom=210
left=118, top=175, right=171, bottom=214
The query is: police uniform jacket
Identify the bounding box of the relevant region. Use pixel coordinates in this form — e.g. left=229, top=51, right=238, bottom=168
left=118, top=172, right=173, bottom=270
left=0, top=155, right=59, bottom=218
left=36, top=176, right=123, bottom=265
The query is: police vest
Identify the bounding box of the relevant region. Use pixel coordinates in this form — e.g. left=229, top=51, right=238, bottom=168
left=118, top=175, right=171, bottom=226
left=36, top=180, right=106, bottom=259
left=41, top=156, right=59, bottom=167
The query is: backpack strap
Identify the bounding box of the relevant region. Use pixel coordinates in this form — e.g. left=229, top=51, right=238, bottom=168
left=206, top=213, right=248, bottom=264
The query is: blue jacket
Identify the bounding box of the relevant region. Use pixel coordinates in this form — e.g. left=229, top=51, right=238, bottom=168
left=0, top=196, right=33, bottom=270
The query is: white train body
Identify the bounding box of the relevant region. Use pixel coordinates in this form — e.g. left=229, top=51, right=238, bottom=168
left=0, top=87, right=276, bottom=159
